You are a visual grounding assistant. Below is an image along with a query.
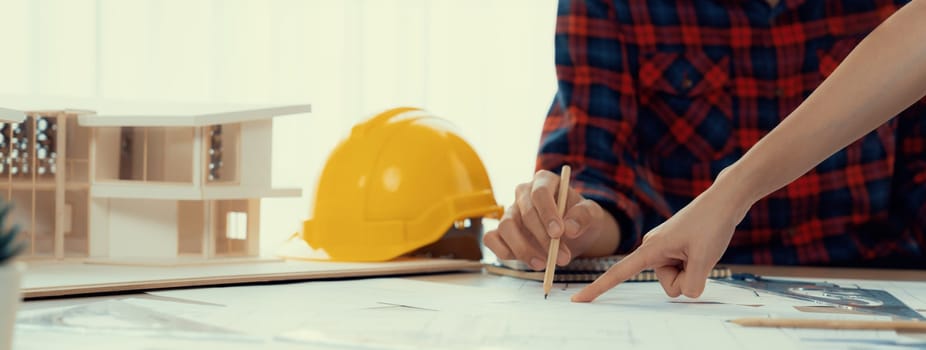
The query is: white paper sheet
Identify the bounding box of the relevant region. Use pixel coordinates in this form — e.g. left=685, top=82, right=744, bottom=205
left=16, top=276, right=926, bottom=350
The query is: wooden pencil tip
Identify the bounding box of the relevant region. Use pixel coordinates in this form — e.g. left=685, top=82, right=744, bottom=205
left=544, top=294, right=548, bottom=300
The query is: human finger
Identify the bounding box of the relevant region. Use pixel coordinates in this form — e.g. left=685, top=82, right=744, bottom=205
left=530, top=170, right=565, bottom=239
left=496, top=210, right=546, bottom=270
left=562, top=199, right=601, bottom=239
left=679, top=256, right=712, bottom=298
left=516, top=182, right=555, bottom=255
left=654, top=266, right=682, bottom=298
left=571, top=249, right=651, bottom=302
left=483, top=229, right=514, bottom=260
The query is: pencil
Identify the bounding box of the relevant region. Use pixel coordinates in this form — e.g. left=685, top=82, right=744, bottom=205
left=543, top=165, right=571, bottom=299
left=729, top=318, right=926, bottom=332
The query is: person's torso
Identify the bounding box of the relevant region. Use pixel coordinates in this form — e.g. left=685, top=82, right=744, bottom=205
left=619, top=0, right=918, bottom=265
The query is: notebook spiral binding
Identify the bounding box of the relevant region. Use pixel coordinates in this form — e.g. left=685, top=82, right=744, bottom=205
left=487, top=255, right=732, bottom=283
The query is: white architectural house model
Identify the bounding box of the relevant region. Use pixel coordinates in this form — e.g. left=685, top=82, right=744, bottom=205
left=0, top=97, right=308, bottom=264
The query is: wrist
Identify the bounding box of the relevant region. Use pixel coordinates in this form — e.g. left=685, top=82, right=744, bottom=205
left=583, top=211, right=620, bottom=257
left=706, top=163, right=760, bottom=222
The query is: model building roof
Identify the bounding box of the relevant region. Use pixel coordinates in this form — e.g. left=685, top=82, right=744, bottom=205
left=0, top=107, right=27, bottom=123
left=0, top=95, right=310, bottom=127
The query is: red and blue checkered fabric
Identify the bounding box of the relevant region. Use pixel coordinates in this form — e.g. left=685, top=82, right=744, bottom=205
left=539, top=0, right=926, bottom=267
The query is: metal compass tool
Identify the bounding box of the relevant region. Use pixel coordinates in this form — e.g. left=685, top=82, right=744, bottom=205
left=717, top=273, right=925, bottom=320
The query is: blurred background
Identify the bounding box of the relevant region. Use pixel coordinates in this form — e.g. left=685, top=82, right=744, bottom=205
left=0, top=0, right=558, bottom=255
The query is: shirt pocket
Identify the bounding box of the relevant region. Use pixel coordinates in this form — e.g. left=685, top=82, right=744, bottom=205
left=636, top=50, right=734, bottom=161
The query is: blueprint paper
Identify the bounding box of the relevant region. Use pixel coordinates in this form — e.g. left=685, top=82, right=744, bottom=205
left=15, top=276, right=926, bottom=350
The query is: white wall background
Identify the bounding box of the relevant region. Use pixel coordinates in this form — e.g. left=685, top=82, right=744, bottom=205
left=0, top=0, right=558, bottom=255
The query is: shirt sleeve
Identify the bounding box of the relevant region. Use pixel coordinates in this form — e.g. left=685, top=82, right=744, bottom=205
left=536, top=0, right=664, bottom=254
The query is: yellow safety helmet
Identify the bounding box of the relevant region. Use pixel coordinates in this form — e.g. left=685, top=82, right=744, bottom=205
left=301, top=107, right=504, bottom=262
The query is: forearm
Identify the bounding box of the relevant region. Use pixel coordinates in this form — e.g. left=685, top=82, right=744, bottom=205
left=716, top=0, right=926, bottom=207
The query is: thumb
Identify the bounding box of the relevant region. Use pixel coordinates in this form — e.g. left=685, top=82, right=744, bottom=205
left=562, top=199, right=599, bottom=239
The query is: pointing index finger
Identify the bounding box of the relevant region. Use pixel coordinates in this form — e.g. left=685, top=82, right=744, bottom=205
left=571, top=249, right=651, bottom=302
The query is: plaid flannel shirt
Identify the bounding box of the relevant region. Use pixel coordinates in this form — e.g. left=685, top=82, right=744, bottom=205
left=539, top=0, right=926, bottom=267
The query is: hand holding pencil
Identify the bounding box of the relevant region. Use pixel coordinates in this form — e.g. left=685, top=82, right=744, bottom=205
left=484, top=166, right=622, bottom=290
left=483, top=163, right=620, bottom=296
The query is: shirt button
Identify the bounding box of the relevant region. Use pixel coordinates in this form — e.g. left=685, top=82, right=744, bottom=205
left=775, top=88, right=784, bottom=97
left=783, top=228, right=796, bottom=236
left=682, top=78, right=693, bottom=89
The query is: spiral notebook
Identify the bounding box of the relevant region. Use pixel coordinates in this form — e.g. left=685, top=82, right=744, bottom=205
left=485, top=255, right=731, bottom=283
